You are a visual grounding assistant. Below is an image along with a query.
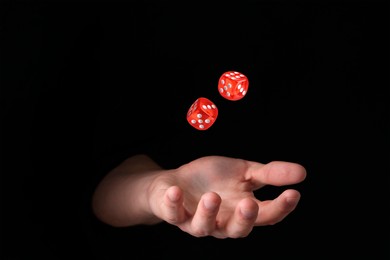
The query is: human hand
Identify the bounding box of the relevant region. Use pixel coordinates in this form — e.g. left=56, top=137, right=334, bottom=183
left=147, top=155, right=306, bottom=238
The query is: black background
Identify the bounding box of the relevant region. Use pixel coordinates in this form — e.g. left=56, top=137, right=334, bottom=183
left=1, top=0, right=389, bottom=259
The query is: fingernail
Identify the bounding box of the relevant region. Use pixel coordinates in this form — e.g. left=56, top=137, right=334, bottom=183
left=240, top=208, right=257, bottom=219
left=203, top=199, right=218, bottom=211
left=167, top=190, right=180, bottom=202
left=286, top=197, right=298, bottom=207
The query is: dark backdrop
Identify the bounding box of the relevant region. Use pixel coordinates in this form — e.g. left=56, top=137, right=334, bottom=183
left=2, top=0, right=389, bottom=259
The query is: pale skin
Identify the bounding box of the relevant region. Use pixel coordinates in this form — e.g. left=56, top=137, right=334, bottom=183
left=92, top=154, right=307, bottom=239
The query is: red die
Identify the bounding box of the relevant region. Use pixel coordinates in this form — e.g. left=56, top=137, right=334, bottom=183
left=218, top=71, right=249, bottom=101
left=187, top=97, right=218, bottom=130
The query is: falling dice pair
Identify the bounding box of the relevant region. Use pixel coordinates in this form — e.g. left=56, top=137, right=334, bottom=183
left=187, top=71, right=249, bottom=131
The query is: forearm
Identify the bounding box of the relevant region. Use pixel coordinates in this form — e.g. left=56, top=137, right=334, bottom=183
left=92, top=154, right=164, bottom=227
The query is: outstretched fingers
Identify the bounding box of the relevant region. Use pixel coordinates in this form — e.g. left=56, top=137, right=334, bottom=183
left=225, top=198, right=259, bottom=238
left=190, top=195, right=259, bottom=238
left=190, top=192, right=222, bottom=237
left=256, top=189, right=302, bottom=226
left=162, top=185, right=187, bottom=224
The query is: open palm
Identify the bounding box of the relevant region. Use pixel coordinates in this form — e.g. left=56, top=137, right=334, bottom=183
left=148, top=156, right=306, bottom=238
